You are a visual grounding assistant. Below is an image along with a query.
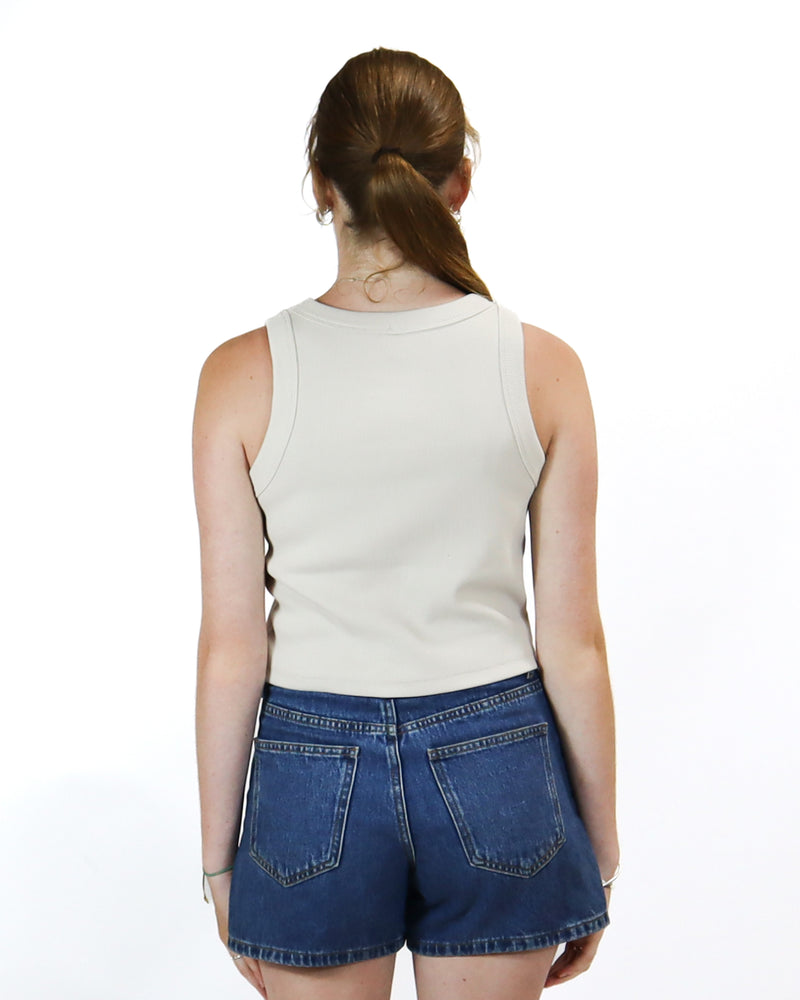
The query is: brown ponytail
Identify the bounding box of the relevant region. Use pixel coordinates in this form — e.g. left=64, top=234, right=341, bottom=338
left=304, top=48, right=491, bottom=300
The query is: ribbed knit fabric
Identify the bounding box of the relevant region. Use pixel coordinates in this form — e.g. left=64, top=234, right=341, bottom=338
left=249, top=293, right=546, bottom=696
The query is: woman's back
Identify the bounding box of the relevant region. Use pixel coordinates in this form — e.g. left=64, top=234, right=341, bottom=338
left=233, top=306, right=563, bottom=484
left=214, top=293, right=558, bottom=697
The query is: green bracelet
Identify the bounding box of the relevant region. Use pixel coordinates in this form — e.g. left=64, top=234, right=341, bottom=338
left=202, top=864, right=235, bottom=903
left=204, top=864, right=235, bottom=877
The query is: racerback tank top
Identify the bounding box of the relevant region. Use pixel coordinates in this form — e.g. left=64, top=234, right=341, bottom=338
left=249, top=292, right=546, bottom=697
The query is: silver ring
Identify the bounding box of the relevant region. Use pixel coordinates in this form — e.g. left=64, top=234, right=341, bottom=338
left=230, top=953, right=244, bottom=961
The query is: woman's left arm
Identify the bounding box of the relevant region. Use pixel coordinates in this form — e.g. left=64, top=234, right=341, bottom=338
left=523, top=324, right=618, bottom=877
left=192, top=335, right=269, bottom=888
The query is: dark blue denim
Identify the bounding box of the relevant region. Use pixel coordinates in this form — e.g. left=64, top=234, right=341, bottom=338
left=228, top=668, right=609, bottom=967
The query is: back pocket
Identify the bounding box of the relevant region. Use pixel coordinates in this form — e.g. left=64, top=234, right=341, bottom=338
left=427, top=723, right=565, bottom=878
left=249, top=739, right=359, bottom=886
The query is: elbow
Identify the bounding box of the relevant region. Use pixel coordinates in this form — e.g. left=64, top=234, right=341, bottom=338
left=197, top=625, right=268, bottom=685
left=536, top=621, right=608, bottom=679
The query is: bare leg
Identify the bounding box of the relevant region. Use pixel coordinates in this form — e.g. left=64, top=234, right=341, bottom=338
left=257, top=952, right=397, bottom=1000
left=413, top=947, right=559, bottom=1000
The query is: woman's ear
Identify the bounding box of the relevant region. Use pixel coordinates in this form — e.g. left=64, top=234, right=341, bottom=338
left=311, top=164, right=333, bottom=213
left=444, top=157, right=472, bottom=213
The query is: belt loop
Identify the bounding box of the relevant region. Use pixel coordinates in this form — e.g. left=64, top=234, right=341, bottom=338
left=379, top=697, right=397, bottom=729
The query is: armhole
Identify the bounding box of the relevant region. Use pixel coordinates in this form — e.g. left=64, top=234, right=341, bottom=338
left=248, top=309, right=299, bottom=498
left=497, top=302, right=547, bottom=488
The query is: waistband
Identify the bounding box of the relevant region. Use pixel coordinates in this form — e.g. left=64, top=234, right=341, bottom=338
left=260, top=668, right=541, bottom=729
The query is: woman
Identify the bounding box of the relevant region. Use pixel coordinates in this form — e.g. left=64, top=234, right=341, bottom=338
left=193, top=47, right=619, bottom=1000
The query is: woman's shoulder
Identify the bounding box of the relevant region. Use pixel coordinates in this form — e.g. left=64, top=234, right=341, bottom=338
left=520, top=321, right=583, bottom=372
left=520, top=321, right=591, bottom=456
left=195, top=326, right=272, bottom=468
left=199, top=325, right=271, bottom=386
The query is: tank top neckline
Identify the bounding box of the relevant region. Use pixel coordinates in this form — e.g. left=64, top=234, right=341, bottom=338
left=291, top=292, right=495, bottom=333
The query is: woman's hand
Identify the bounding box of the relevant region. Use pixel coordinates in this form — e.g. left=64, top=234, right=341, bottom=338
left=207, top=871, right=268, bottom=998
left=543, top=887, right=612, bottom=988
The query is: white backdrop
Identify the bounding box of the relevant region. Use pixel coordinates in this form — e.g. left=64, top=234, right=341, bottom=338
left=1, top=1, right=797, bottom=997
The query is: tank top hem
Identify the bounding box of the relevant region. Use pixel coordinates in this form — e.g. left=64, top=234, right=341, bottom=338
left=248, top=309, right=299, bottom=498
left=497, top=303, right=547, bottom=488
left=266, top=656, right=540, bottom=699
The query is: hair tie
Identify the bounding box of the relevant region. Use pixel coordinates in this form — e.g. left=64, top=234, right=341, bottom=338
left=371, top=146, right=403, bottom=164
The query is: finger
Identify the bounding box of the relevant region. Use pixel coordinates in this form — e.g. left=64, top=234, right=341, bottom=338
left=243, top=957, right=268, bottom=998
left=240, top=960, right=267, bottom=998
left=231, top=954, right=268, bottom=998
left=546, top=927, right=604, bottom=980
left=237, top=967, right=266, bottom=998
left=544, top=942, right=596, bottom=987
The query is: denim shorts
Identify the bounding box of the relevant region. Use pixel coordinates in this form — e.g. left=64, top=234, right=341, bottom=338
left=227, top=668, right=610, bottom=967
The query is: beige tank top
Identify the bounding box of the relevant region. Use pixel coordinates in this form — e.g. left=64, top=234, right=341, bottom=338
left=249, top=293, right=546, bottom=696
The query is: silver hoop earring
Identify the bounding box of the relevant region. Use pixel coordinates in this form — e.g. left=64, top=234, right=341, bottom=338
left=316, top=205, right=333, bottom=226
left=452, top=207, right=462, bottom=224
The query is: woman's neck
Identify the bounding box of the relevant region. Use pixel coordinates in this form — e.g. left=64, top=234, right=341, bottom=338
left=316, top=231, right=466, bottom=312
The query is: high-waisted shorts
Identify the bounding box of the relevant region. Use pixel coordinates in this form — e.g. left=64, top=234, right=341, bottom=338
left=227, top=668, right=610, bottom=967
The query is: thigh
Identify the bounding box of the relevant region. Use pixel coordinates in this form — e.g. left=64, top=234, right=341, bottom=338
left=258, top=953, right=397, bottom=1000
left=412, top=947, right=558, bottom=1000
